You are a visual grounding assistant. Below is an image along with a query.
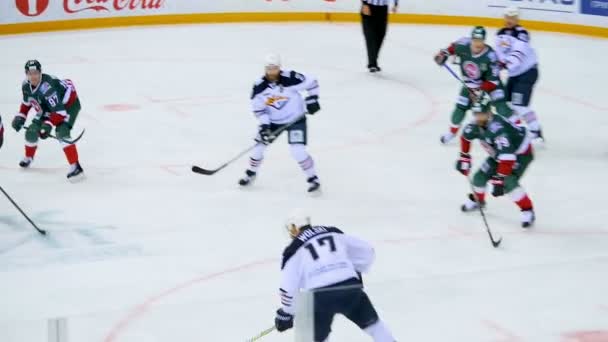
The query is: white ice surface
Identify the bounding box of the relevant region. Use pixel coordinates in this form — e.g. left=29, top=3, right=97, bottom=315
left=0, top=23, right=607, bottom=342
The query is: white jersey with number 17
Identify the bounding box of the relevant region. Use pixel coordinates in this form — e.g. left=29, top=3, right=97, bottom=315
left=279, top=226, right=375, bottom=315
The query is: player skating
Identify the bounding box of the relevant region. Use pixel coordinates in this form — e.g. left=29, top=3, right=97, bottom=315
left=435, top=26, right=513, bottom=144
left=239, top=54, right=321, bottom=193
left=274, top=210, right=396, bottom=341
left=11, top=60, right=84, bottom=181
left=456, top=97, right=535, bottom=228
left=496, top=7, right=544, bottom=141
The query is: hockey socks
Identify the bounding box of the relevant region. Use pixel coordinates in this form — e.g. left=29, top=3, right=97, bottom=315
left=248, top=143, right=267, bottom=172
left=510, top=187, right=533, bottom=211
left=63, top=144, right=79, bottom=165
left=289, top=144, right=318, bottom=179
left=25, top=143, right=37, bottom=158
left=363, top=320, right=397, bottom=342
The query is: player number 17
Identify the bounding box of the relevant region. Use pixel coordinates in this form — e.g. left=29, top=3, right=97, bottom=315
left=305, top=236, right=337, bottom=261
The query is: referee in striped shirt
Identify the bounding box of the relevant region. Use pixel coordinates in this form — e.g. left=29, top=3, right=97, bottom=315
left=361, top=0, right=398, bottom=72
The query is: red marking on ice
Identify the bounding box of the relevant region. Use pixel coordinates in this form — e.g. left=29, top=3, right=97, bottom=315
left=482, top=320, right=523, bottom=342
left=168, top=104, right=190, bottom=118
left=103, top=258, right=276, bottom=342
left=103, top=104, right=141, bottom=112
left=562, top=331, right=608, bottom=342
left=100, top=227, right=608, bottom=341
left=322, top=74, right=441, bottom=151
left=541, top=88, right=608, bottom=113
left=145, top=94, right=237, bottom=104
left=159, top=165, right=179, bottom=175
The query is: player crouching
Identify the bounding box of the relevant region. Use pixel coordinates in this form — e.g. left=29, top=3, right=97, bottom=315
left=274, top=210, right=397, bottom=341
left=11, top=60, right=84, bottom=181
left=239, top=54, right=321, bottom=194
left=456, top=97, right=535, bottom=228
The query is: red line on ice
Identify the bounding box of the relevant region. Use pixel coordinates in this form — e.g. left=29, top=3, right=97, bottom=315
left=482, top=320, right=524, bottom=342
left=540, top=87, right=608, bottom=112
left=103, top=258, right=276, bottom=342
left=102, top=229, right=608, bottom=341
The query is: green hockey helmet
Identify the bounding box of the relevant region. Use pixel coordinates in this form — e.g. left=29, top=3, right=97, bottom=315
left=24, top=60, right=42, bottom=73
left=471, top=26, right=487, bottom=41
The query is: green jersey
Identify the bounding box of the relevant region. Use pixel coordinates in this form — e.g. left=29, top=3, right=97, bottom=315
left=452, top=38, right=501, bottom=90
left=21, top=74, right=77, bottom=120
left=462, top=114, right=532, bottom=163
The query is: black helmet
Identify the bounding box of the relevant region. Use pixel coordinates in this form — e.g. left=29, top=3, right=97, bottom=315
left=471, top=26, right=487, bottom=41
left=24, top=60, right=42, bottom=73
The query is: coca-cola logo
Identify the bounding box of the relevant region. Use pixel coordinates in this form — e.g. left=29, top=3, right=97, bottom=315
left=15, top=0, right=50, bottom=17
left=63, top=0, right=165, bottom=14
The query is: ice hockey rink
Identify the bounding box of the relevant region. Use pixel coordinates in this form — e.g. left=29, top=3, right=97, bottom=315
left=0, top=22, right=607, bottom=341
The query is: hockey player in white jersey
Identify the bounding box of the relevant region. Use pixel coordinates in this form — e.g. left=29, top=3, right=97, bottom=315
left=239, top=54, right=322, bottom=193
left=496, top=7, right=544, bottom=141
left=274, top=211, right=396, bottom=341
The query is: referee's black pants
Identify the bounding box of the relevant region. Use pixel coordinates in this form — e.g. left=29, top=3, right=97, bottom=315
left=361, top=4, right=388, bottom=68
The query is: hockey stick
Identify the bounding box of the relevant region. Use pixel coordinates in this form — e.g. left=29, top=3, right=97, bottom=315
left=445, top=64, right=501, bottom=247
left=245, top=326, right=275, bottom=342
left=467, top=179, right=502, bottom=248
left=443, top=64, right=479, bottom=95
left=0, top=185, right=46, bottom=235
left=23, top=126, right=86, bottom=145
left=192, top=114, right=307, bottom=176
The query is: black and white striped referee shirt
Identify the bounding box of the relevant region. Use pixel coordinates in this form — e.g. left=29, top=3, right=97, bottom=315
left=362, top=0, right=398, bottom=6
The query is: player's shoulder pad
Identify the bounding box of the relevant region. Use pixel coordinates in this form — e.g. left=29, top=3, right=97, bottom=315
left=279, top=70, right=306, bottom=87
left=281, top=225, right=343, bottom=269
left=514, top=26, right=530, bottom=42
left=497, top=27, right=510, bottom=36
left=251, top=77, right=269, bottom=99
left=484, top=46, right=498, bottom=61
left=455, top=37, right=472, bottom=47
left=39, top=74, right=57, bottom=95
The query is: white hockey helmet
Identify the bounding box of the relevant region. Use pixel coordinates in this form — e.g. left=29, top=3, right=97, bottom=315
left=285, top=209, right=311, bottom=238
left=504, top=6, right=520, bottom=17
left=265, top=53, right=281, bottom=69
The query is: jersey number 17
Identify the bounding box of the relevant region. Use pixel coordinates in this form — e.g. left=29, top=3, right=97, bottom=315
left=305, top=236, right=337, bottom=261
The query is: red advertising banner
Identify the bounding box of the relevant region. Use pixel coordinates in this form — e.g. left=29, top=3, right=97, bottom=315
left=14, top=0, right=166, bottom=18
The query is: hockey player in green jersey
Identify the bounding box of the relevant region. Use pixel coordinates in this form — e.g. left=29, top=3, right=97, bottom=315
left=455, top=97, right=535, bottom=228
left=11, top=60, right=84, bottom=181
left=434, top=26, right=513, bottom=144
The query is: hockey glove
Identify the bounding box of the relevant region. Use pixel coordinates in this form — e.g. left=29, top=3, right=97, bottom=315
left=455, top=152, right=472, bottom=176
left=305, top=95, right=320, bottom=115
left=434, top=49, right=449, bottom=66
left=490, top=175, right=505, bottom=197
left=12, top=115, right=26, bottom=132
left=259, top=124, right=275, bottom=144
left=275, top=308, right=294, bottom=332
left=39, top=121, right=53, bottom=140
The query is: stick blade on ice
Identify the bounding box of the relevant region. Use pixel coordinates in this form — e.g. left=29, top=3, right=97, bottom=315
left=191, top=166, right=218, bottom=175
